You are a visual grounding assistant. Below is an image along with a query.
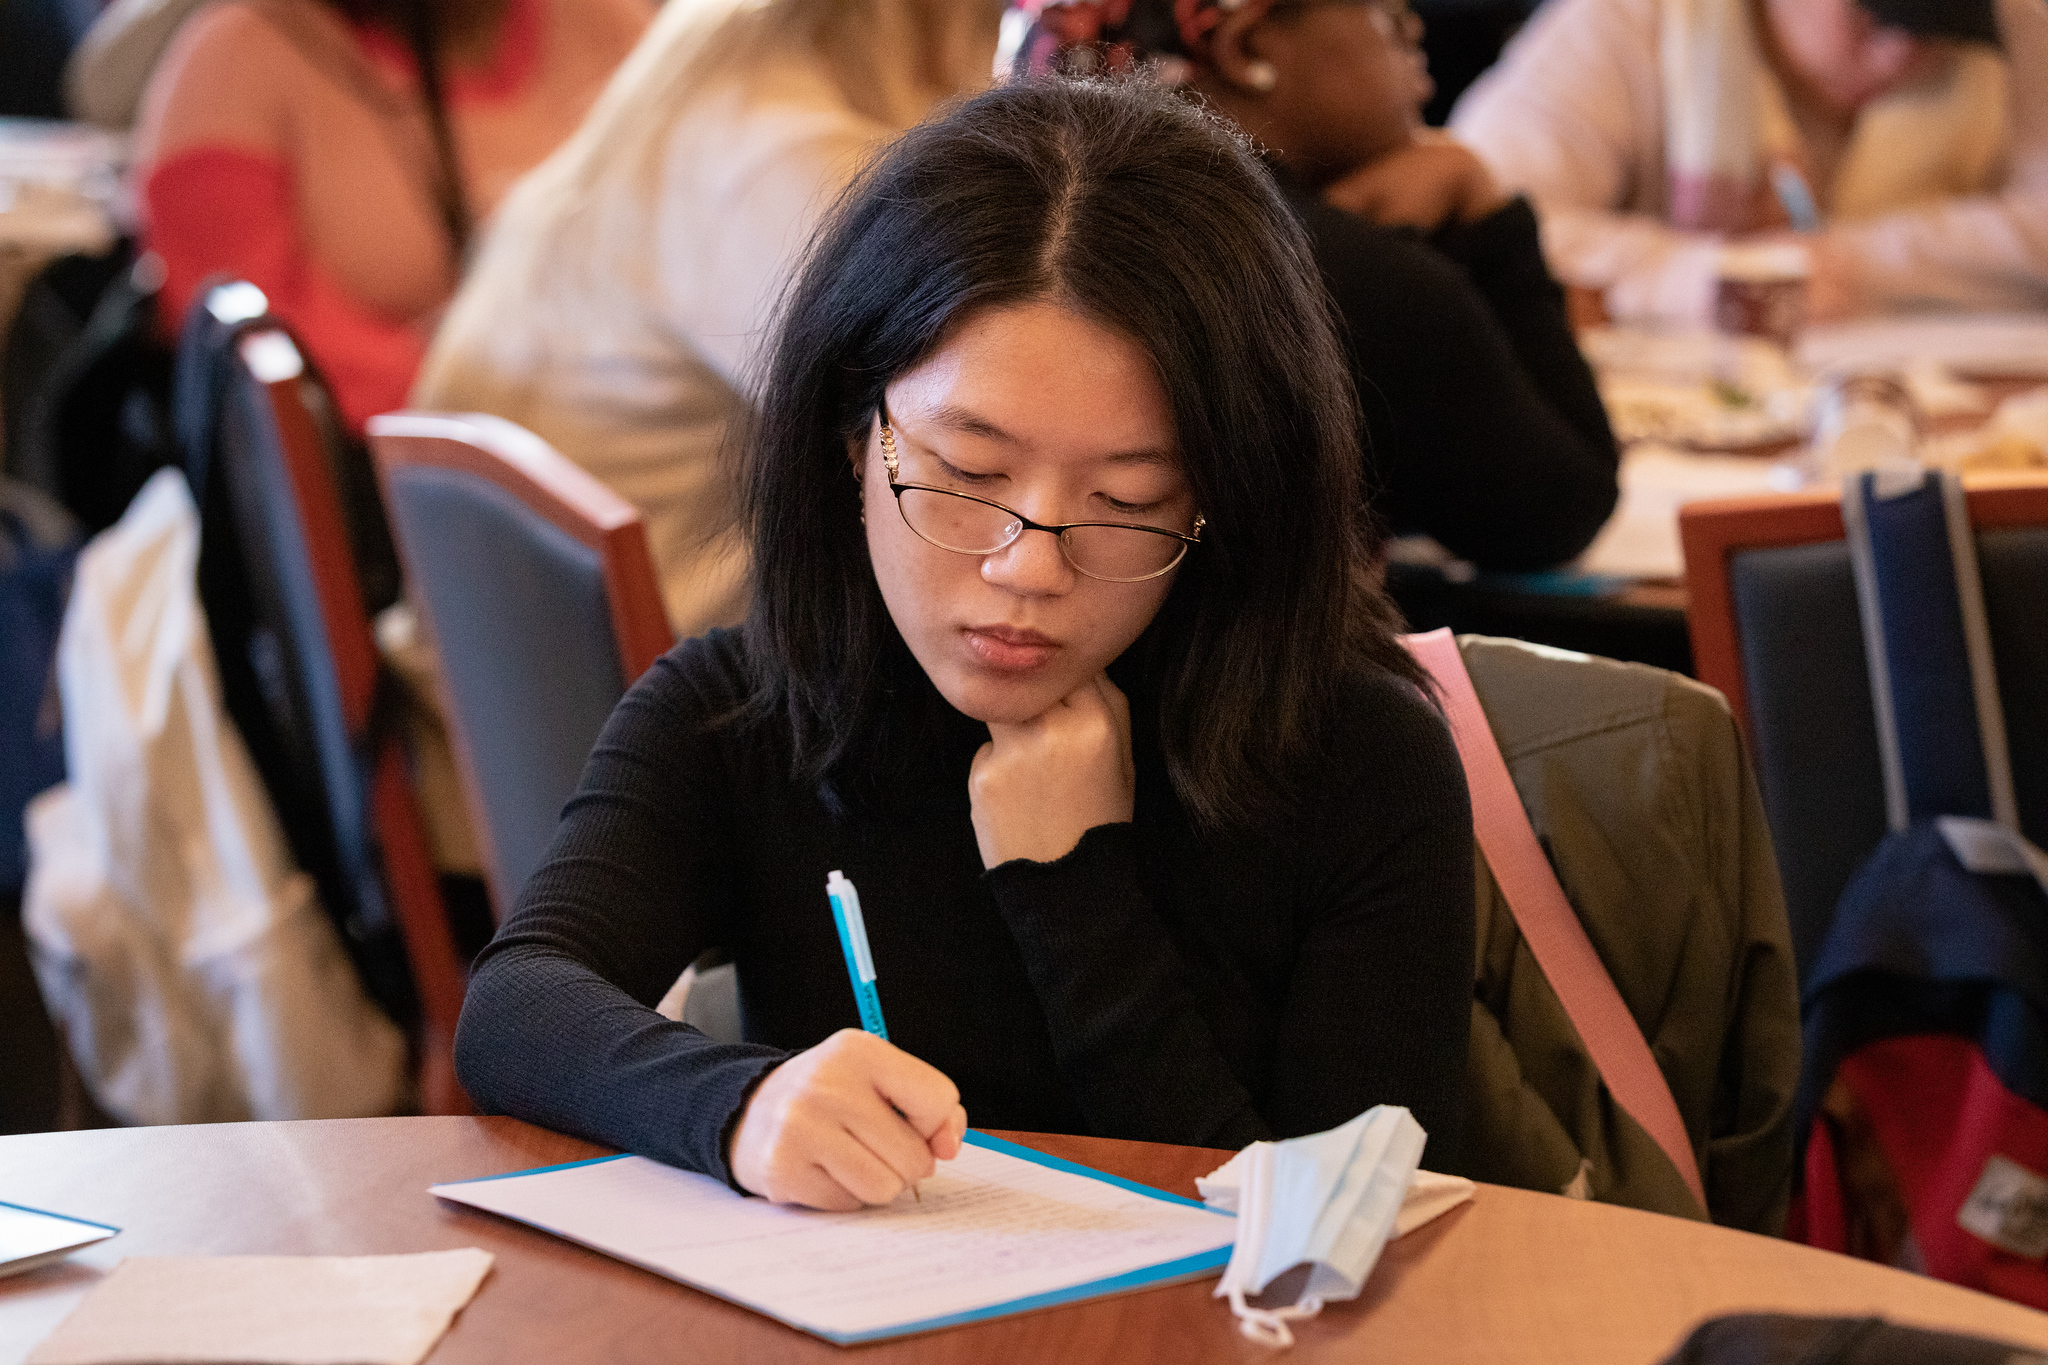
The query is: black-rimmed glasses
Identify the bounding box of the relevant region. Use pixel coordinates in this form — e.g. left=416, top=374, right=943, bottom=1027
left=877, top=407, right=1204, bottom=584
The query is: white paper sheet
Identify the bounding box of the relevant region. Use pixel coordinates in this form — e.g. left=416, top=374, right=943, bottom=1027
left=24, top=1249, right=491, bottom=1365
left=0, top=1205, right=117, bottom=1281
left=430, top=1135, right=1235, bottom=1343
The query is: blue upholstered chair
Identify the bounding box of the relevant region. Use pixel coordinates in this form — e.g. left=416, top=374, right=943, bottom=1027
left=1681, top=484, right=2048, bottom=984
left=365, top=412, right=668, bottom=909
left=366, top=413, right=740, bottom=1041
left=176, top=284, right=469, bottom=1112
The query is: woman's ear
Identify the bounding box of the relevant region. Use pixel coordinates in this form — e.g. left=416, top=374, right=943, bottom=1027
left=1209, top=5, right=1281, bottom=94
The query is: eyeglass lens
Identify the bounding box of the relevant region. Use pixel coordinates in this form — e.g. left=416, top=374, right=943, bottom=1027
left=897, top=487, right=1188, bottom=581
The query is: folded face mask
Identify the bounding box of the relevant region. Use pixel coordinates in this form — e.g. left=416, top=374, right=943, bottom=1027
left=1197, top=1106, right=1437, bottom=1349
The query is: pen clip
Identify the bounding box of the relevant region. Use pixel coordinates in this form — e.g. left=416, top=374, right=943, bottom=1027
left=827, top=870, right=877, bottom=983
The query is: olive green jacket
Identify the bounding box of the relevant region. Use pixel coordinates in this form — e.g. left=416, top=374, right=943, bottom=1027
left=1457, top=636, right=1800, bottom=1234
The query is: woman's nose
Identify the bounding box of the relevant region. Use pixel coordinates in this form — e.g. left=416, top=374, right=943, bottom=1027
left=980, top=526, right=1075, bottom=596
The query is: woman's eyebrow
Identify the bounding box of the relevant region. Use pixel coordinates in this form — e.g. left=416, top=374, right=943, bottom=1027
left=922, top=403, right=1177, bottom=467
left=923, top=403, right=1017, bottom=442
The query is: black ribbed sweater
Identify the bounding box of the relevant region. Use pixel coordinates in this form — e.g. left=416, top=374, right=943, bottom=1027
left=453, top=630, right=1475, bottom=1185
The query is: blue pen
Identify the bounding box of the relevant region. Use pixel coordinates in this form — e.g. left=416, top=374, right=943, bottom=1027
left=1769, top=162, right=1822, bottom=234
left=828, top=870, right=924, bottom=1202
left=826, top=870, right=889, bottom=1040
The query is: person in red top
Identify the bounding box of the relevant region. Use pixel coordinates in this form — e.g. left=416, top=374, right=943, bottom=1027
left=132, top=0, right=648, bottom=433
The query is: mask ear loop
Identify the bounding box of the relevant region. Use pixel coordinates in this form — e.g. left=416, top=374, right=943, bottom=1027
left=1218, top=1141, right=1326, bottom=1348
left=1226, top=1285, right=1326, bottom=1350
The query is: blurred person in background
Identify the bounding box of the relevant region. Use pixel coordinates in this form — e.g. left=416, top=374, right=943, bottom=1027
left=1452, top=0, right=2048, bottom=324
left=131, top=0, right=650, bottom=434
left=69, top=0, right=220, bottom=129
left=412, top=0, right=1004, bottom=639
left=1011, top=0, right=1619, bottom=572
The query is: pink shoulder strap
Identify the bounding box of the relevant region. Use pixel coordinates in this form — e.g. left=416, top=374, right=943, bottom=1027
left=1404, top=629, right=1708, bottom=1216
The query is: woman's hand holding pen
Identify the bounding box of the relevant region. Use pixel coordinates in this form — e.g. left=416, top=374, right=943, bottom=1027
left=969, top=672, right=1135, bottom=869
left=729, top=1029, right=967, bottom=1210
left=733, top=671, right=1136, bottom=1205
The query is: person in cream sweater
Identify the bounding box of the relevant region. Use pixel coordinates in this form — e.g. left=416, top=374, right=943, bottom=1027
left=412, top=0, right=1002, bottom=638
left=1451, top=0, right=2048, bottom=323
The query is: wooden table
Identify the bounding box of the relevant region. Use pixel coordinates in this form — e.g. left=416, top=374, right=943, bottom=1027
left=5, top=1118, right=2048, bottom=1364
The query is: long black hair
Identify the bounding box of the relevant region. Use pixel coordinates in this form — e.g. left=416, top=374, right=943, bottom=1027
left=738, top=76, right=1420, bottom=831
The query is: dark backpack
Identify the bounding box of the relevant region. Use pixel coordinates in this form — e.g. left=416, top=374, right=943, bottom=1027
left=2, top=242, right=177, bottom=534
left=1791, top=469, right=2048, bottom=1308
left=172, top=285, right=415, bottom=1024
left=0, top=479, right=77, bottom=890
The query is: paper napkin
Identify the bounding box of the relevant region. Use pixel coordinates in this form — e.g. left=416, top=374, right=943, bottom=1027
left=27, top=1248, right=493, bottom=1365
left=1395, top=1170, right=1477, bottom=1236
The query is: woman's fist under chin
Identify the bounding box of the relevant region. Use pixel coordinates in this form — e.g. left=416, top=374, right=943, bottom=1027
left=969, top=672, right=1135, bottom=869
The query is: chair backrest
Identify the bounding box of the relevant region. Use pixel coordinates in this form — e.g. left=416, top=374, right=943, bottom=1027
left=177, top=287, right=469, bottom=1112
left=365, top=412, right=671, bottom=918
left=1680, top=480, right=2048, bottom=981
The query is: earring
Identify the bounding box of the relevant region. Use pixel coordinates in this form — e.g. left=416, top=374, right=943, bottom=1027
left=1243, top=60, right=1278, bottom=92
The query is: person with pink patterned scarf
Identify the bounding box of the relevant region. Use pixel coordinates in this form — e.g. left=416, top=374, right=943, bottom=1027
left=1452, top=0, right=2048, bottom=323
left=1009, top=0, right=1620, bottom=571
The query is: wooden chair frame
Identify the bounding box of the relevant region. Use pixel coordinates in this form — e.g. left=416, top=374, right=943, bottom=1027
left=237, top=329, right=471, bottom=1114
left=1680, top=477, right=2048, bottom=741
left=364, top=411, right=673, bottom=920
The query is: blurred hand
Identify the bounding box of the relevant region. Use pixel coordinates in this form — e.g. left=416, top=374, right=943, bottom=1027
left=729, top=1029, right=968, bottom=1209
left=969, top=672, right=1134, bottom=869
left=1323, top=132, right=1509, bottom=231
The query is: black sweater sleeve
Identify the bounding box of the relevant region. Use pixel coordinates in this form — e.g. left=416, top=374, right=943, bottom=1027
left=1292, top=190, right=1620, bottom=570
left=453, top=647, right=790, bottom=1186
left=985, top=675, right=1475, bottom=1166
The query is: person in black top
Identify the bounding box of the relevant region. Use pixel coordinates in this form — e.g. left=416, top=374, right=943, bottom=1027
left=453, top=78, right=1475, bottom=1210
left=1013, top=0, right=1620, bottom=570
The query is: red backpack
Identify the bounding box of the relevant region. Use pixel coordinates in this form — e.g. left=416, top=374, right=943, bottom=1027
left=1790, top=469, right=2048, bottom=1305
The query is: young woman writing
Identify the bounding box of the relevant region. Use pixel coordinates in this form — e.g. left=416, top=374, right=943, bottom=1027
left=452, top=77, right=1475, bottom=1209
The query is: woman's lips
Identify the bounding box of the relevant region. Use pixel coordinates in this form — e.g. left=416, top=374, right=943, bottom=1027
left=963, top=625, right=1059, bottom=671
